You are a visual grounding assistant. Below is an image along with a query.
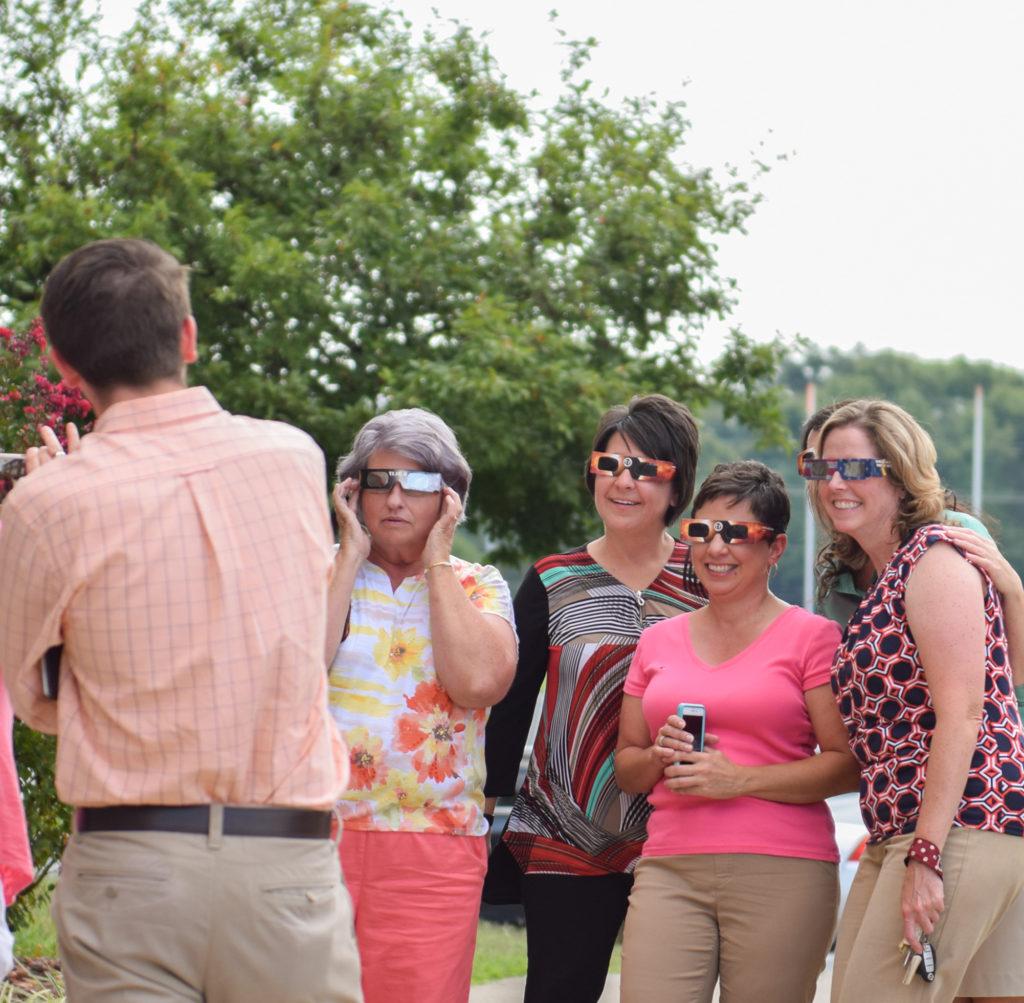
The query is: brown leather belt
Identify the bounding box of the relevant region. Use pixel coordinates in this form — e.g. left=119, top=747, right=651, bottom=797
left=76, top=805, right=332, bottom=839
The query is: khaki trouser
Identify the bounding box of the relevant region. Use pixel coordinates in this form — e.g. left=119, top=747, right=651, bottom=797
left=832, top=829, right=1024, bottom=1002
left=620, top=853, right=838, bottom=1003
left=54, top=828, right=362, bottom=1003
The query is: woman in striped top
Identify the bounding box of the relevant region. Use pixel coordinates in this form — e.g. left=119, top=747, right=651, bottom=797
left=484, top=394, right=706, bottom=1003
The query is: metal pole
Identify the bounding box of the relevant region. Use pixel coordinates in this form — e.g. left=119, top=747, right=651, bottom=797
left=803, top=381, right=817, bottom=611
left=972, top=384, right=984, bottom=515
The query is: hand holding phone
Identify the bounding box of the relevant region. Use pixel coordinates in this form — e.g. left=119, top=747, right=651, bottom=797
left=677, top=703, right=706, bottom=754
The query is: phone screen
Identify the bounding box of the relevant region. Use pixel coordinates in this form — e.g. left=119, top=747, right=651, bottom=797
left=681, top=713, right=705, bottom=752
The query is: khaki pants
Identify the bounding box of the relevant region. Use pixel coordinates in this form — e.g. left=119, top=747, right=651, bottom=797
left=620, top=853, right=838, bottom=1003
left=54, top=829, right=362, bottom=1003
left=832, top=829, right=1024, bottom=1002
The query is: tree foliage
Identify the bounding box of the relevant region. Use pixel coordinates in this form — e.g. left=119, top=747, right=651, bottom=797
left=691, top=346, right=1024, bottom=606
left=0, top=0, right=787, bottom=559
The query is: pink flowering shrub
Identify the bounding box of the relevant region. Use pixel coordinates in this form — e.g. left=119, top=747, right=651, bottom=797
left=2, top=319, right=89, bottom=926
left=0, top=319, right=93, bottom=500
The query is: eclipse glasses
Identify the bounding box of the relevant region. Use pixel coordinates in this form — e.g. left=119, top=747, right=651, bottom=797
left=359, top=469, right=443, bottom=494
left=590, top=451, right=676, bottom=482
left=796, top=449, right=891, bottom=481
left=679, top=518, right=779, bottom=545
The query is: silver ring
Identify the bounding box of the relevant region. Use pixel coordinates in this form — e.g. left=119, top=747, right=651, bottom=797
left=658, top=735, right=665, bottom=747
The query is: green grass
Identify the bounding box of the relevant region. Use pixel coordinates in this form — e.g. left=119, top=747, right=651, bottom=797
left=6, top=895, right=621, bottom=994
left=471, top=920, right=621, bottom=985
left=11, top=894, right=57, bottom=961
left=5, top=889, right=63, bottom=1001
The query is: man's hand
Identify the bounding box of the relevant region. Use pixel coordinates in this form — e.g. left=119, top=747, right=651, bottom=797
left=24, top=423, right=80, bottom=474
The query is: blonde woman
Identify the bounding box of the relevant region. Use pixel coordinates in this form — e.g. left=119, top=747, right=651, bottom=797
left=808, top=400, right=1024, bottom=1003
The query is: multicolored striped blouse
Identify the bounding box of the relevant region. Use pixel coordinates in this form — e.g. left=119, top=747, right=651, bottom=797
left=484, top=542, right=706, bottom=875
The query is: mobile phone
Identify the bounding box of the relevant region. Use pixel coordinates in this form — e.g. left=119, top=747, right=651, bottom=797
left=677, top=703, right=706, bottom=753
left=41, top=645, right=62, bottom=699
left=0, top=453, right=26, bottom=481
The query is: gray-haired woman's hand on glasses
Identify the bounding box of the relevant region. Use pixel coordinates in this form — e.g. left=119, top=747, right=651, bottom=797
left=332, top=478, right=371, bottom=564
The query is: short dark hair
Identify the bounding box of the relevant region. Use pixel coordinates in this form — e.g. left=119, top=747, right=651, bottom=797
left=691, top=460, right=790, bottom=534
left=40, top=238, right=191, bottom=390
left=800, top=399, right=857, bottom=451
left=586, top=394, right=700, bottom=526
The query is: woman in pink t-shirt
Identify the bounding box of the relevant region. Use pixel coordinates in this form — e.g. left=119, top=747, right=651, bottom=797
left=615, top=461, right=859, bottom=1003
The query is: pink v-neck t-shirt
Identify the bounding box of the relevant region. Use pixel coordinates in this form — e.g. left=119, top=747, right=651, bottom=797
left=624, top=605, right=842, bottom=862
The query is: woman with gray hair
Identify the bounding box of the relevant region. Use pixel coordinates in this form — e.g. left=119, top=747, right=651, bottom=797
left=325, top=408, right=517, bottom=1003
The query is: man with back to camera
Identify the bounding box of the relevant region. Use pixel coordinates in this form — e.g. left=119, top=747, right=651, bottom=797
left=0, top=238, right=362, bottom=1002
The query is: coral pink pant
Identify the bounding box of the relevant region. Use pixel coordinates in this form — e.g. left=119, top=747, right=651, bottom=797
left=340, top=829, right=487, bottom=1003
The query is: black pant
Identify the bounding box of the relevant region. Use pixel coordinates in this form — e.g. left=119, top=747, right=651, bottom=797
left=521, top=871, right=633, bottom=1003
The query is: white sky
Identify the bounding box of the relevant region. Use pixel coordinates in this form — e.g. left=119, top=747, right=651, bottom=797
left=99, top=0, right=1024, bottom=372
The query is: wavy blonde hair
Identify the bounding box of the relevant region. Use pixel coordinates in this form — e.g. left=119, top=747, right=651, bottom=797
left=814, top=400, right=947, bottom=604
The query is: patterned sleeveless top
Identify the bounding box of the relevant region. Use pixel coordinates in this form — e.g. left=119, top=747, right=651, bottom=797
left=487, top=542, right=706, bottom=875
left=831, top=524, right=1024, bottom=844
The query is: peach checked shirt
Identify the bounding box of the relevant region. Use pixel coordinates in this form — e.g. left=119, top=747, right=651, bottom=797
left=0, top=387, right=347, bottom=809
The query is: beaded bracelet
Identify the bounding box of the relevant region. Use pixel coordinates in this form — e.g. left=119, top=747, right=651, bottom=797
left=904, top=837, right=943, bottom=879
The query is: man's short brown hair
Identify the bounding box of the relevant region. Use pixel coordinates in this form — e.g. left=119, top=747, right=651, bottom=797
left=40, top=238, right=191, bottom=390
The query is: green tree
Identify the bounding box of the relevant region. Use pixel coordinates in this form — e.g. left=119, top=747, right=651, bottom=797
left=0, top=0, right=788, bottom=561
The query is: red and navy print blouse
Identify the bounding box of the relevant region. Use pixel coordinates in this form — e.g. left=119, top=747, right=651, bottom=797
left=831, top=524, right=1024, bottom=844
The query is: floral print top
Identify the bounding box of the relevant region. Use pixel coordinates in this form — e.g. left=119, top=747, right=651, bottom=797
left=329, top=557, right=514, bottom=836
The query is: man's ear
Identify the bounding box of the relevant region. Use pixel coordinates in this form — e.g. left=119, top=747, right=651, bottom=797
left=49, top=347, right=86, bottom=390
left=180, top=316, right=198, bottom=365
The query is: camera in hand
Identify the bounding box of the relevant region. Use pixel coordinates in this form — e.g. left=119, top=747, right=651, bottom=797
left=1, top=453, right=27, bottom=481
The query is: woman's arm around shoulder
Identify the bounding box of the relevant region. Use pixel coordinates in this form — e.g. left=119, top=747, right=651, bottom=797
left=941, top=525, right=1024, bottom=696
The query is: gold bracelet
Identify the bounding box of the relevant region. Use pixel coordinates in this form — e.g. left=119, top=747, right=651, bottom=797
left=425, top=560, right=453, bottom=573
